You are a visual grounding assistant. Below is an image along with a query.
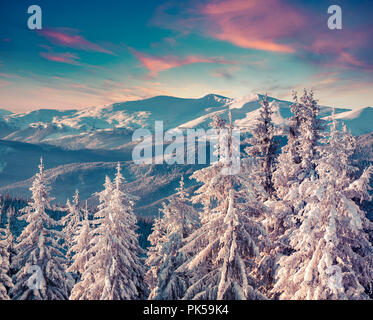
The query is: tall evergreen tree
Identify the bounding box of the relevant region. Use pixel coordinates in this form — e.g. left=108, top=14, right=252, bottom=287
left=246, top=95, right=278, bottom=199
left=270, top=90, right=325, bottom=251
left=11, top=158, right=70, bottom=300
left=63, top=189, right=84, bottom=251
left=272, top=91, right=303, bottom=200
left=273, top=119, right=373, bottom=299
left=274, top=90, right=325, bottom=201
left=179, top=114, right=269, bottom=300
left=67, top=203, right=91, bottom=292
left=145, top=215, right=168, bottom=296
left=146, top=176, right=199, bottom=300
left=297, top=90, right=325, bottom=176
left=71, top=164, right=148, bottom=300
left=69, top=178, right=113, bottom=300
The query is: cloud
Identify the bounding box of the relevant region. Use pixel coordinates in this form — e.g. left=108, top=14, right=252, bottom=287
left=131, top=49, right=232, bottom=77
left=211, top=65, right=242, bottom=80
left=336, top=52, right=367, bottom=69
left=151, top=36, right=177, bottom=48
left=303, top=29, right=373, bottom=71
left=0, top=79, right=11, bottom=87
left=0, top=73, right=13, bottom=78
left=0, top=77, right=172, bottom=112
left=50, top=76, right=171, bottom=103
left=0, top=73, right=25, bottom=80
left=39, top=28, right=114, bottom=55
left=200, top=0, right=305, bottom=53
left=40, top=52, right=81, bottom=65
left=213, top=69, right=234, bottom=80
left=151, top=0, right=373, bottom=72
left=152, top=0, right=305, bottom=53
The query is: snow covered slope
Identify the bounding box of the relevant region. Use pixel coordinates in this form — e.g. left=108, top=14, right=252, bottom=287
left=323, top=106, right=373, bottom=136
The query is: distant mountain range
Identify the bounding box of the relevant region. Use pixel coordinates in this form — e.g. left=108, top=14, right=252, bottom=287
left=0, top=93, right=372, bottom=216
left=1, top=93, right=371, bottom=151
left=0, top=94, right=231, bottom=150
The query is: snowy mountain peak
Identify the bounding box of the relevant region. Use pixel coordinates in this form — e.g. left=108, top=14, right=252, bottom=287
left=229, top=93, right=260, bottom=110
left=202, top=93, right=232, bottom=103
left=333, top=106, right=373, bottom=120
left=326, top=106, right=373, bottom=135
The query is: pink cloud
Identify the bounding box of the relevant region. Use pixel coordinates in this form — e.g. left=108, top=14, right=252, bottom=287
left=40, top=52, right=81, bottom=65
left=200, top=0, right=305, bottom=53
left=39, top=29, right=114, bottom=55
left=336, top=52, right=367, bottom=69
left=153, top=0, right=305, bottom=53
left=305, top=32, right=373, bottom=71
left=132, top=49, right=231, bottom=77
left=309, top=30, right=366, bottom=56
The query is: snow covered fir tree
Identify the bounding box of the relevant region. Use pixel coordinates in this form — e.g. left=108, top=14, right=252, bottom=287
left=245, top=94, right=278, bottom=199
left=0, top=90, right=372, bottom=300
left=63, top=189, right=85, bottom=257
left=10, top=158, right=71, bottom=300
left=273, top=118, right=373, bottom=299
left=177, top=112, right=270, bottom=300
left=146, top=176, right=199, bottom=300
left=70, top=163, right=148, bottom=300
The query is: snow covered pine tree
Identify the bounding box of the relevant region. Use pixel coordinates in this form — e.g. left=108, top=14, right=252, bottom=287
left=66, top=203, right=91, bottom=289
left=145, top=214, right=168, bottom=297
left=268, top=90, right=325, bottom=252
left=246, top=94, right=278, bottom=200
left=146, top=176, right=199, bottom=300
left=179, top=112, right=270, bottom=300
left=63, top=189, right=84, bottom=257
left=70, top=163, right=148, bottom=300
left=273, top=90, right=324, bottom=203
left=11, top=158, right=70, bottom=300
left=274, top=117, right=373, bottom=299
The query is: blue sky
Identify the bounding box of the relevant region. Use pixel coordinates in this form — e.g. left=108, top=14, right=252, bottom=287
left=0, top=0, right=373, bottom=112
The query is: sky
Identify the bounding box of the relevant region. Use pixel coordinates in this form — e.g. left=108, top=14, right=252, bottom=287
left=0, top=0, right=373, bottom=113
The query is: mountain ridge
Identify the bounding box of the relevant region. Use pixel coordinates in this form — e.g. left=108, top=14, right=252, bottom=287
left=0, top=93, right=371, bottom=150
